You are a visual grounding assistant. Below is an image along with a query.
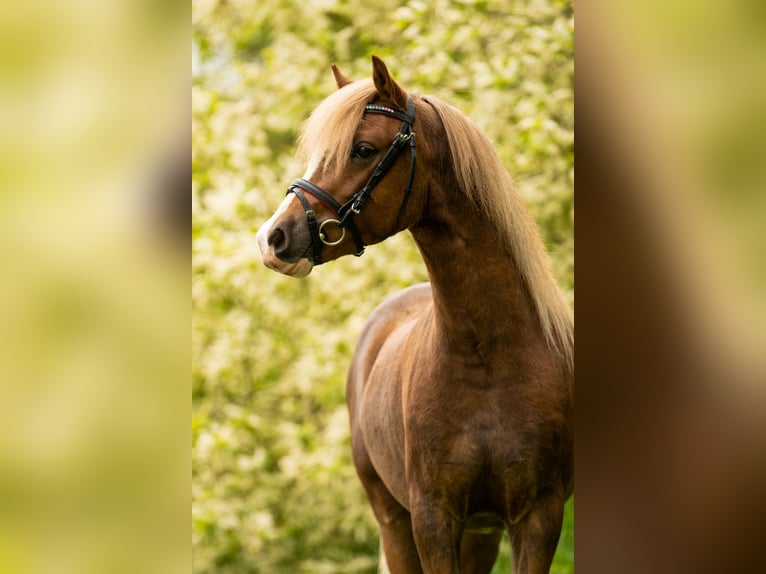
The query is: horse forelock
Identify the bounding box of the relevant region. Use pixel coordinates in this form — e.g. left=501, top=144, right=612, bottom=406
left=297, top=80, right=378, bottom=176
left=423, top=95, right=574, bottom=367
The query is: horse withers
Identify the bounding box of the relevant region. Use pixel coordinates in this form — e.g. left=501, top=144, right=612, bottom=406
left=256, top=56, right=573, bottom=574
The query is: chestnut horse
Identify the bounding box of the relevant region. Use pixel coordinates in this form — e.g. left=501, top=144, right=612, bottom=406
left=256, top=57, right=573, bottom=574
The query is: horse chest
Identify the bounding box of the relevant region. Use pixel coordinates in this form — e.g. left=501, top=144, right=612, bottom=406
left=362, top=362, right=532, bottom=507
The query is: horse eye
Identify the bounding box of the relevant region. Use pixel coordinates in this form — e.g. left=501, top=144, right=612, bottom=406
left=353, top=144, right=377, bottom=160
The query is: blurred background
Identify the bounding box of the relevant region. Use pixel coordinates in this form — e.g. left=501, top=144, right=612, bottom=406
left=0, top=0, right=187, bottom=573
left=192, top=0, right=573, bottom=572
left=576, top=1, right=766, bottom=572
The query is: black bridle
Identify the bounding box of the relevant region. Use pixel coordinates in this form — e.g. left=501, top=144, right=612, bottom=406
left=286, top=96, right=416, bottom=265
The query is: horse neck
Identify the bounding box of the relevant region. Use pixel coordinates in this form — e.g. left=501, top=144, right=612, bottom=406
left=409, top=182, right=546, bottom=361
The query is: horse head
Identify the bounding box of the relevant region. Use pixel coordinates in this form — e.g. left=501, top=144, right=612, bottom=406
left=256, top=56, right=425, bottom=277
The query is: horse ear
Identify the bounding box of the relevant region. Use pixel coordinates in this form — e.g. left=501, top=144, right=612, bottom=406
left=371, top=55, right=407, bottom=110
left=331, top=64, right=353, bottom=89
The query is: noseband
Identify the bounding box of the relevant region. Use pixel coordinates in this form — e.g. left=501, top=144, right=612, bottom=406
left=286, top=96, right=416, bottom=265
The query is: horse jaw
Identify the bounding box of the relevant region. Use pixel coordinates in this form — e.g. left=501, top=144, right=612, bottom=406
left=260, top=252, right=314, bottom=278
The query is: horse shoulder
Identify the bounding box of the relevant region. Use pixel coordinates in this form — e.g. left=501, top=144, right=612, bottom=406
left=348, top=282, right=432, bottom=387
left=346, top=282, right=433, bottom=509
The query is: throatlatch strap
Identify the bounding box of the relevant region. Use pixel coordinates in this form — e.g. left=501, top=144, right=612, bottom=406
left=393, top=132, right=417, bottom=230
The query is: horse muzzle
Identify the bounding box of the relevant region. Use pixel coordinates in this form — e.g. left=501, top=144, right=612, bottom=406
left=255, top=196, right=315, bottom=277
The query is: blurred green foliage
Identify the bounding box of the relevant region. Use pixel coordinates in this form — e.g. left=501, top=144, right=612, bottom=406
left=192, top=0, right=573, bottom=572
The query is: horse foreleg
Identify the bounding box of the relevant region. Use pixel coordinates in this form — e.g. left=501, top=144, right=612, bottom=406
left=508, top=490, right=565, bottom=574
left=355, top=453, right=422, bottom=573
left=367, top=486, right=422, bottom=573
left=459, top=530, right=503, bottom=574
left=410, top=499, right=463, bottom=574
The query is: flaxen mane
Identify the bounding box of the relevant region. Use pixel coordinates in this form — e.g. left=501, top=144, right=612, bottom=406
left=423, top=95, right=574, bottom=367
left=298, top=83, right=573, bottom=367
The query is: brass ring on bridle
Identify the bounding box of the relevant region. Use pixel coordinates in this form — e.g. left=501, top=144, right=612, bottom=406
left=318, top=219, right=346, bottom=246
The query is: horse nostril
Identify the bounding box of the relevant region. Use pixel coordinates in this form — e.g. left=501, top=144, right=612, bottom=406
left=267, top=227, right=286, bottom=250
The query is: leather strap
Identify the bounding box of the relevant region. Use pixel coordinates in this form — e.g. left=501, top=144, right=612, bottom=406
left=290, top=186, right=324, bottom=264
